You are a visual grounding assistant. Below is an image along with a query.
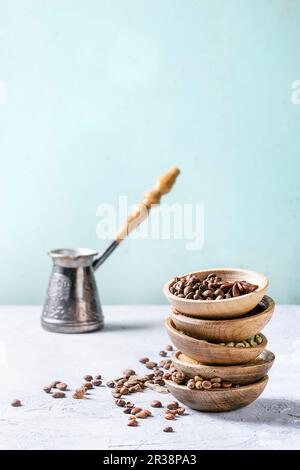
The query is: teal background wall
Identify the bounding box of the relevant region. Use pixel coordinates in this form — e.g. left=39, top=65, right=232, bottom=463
left=0, top=0, right=299, bottom=305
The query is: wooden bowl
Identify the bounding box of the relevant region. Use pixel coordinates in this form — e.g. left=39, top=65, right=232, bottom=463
left=163, top=268, right=269, bottom=319
left=170, top=296, right=275, bottom=342
left=171, top=350, right=275, bottom=385
left=165, top=376, right=268, bottom=412
left=165, top=318, right=267, bottom=365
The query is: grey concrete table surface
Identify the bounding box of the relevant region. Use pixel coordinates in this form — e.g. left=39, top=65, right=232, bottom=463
left=0, top=305, right=299, bottom=450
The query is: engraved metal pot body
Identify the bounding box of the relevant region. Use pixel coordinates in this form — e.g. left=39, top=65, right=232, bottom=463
left=41, top=249, right=104, bottom=333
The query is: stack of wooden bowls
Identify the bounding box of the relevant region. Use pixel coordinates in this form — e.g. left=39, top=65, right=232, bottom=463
left=163, top=268, right=275, bottom=412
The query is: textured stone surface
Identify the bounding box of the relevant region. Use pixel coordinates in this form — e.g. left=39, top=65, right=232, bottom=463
left=0, top=305, right=299, bottom=450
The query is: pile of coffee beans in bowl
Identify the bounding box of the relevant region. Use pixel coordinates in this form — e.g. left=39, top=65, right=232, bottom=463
left=169, top=273, right=258, bottom=301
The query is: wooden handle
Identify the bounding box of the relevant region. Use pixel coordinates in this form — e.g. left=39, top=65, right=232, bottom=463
left=115, top=167, right=180, bottom=242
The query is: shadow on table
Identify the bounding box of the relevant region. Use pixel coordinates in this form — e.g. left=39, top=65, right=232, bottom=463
left=215, top=398, right=300, bottom=429
left=102, top=322, right=156, bottom=332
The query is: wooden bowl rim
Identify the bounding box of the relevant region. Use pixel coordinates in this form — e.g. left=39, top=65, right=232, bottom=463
left=165, top=375, right=269, bottom=394
left=163, top=267, right=269, bottom=305
left=172, top=349, right=275, bottom=371
left=166, top=317, right=268, bottom=351
left=170, top=295, right=275, bottom=325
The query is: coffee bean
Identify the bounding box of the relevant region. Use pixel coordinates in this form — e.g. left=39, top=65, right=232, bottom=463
left=83, top=382, right=93, bottom=390
left=136, top=410, right=151, bottom=419
left=84, top=375, right=93, bottom=382
left=123, top=369, right=136, bottom=378
left=159, top=351, right=167, bottom=357
left=115, top=399, right=126, bottom=407
left=92, top=379, right=102, bottom=386
left=139, top=357, right=149, bottom=364
left=56, top=382, right=67, bottom=391
left=123, top=408, right=132, bottom=414
left=11, top=399, right=21, bottom=407
left=145, top=361, right=157, bottom=369
left=167, top=401, right=179, bottom=410
left=151, top=400, right=162, bottom=408
left=126, top=401, right=134, bottom=408
left=177, top=407, right=186, bottom=415
left=171, top=371, right=186, bottom=384
left=72, top=388, right=85, bottom=399
left=52, top=392, right=65, bottom=398
left=163, top=426, right=174, bottom=432
left=50, top=381, right=61, bottom=388
left=171, top=274, right=258, bottom=301
left=131, top=407, right=142, bottom=415
left=43, top=386, right=52, bottom=394
left=127, top=419, right=138, bottom=427
left=106, top=380, right=115, bottom=388
left=164, top=413, right=176, bottom=420
left=166, top=345, right=173, bottom=351
left=94, top=374, right=102, bottom=380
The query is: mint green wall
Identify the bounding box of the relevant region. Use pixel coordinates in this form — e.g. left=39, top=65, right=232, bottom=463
left=0, top=0, right=299, bottom=305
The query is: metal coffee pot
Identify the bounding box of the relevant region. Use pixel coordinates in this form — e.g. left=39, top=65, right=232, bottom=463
left=41, top=168, right=180, bottom=333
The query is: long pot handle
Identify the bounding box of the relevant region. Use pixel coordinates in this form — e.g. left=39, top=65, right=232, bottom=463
left=93, top=167, right=180, bottom=271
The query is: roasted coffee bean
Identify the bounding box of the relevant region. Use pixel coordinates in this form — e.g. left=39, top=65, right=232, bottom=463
left=50, top=381, right=61, bottom=388
left=145, top=361, right=157, bottom=369
left=123, top=369, right=136, bottom=378
left=72, top=388, right=85, bottom=399
left=52, top=392, right=65, bottom=398
left=164, top=413, right=176, bottom=420
left=166, top=409, right=177, bottom=416
left=106, top=380, right=115, bottom=388
left=131, top=407, right=142, bottom=415
left=43, top=386, right=52, bottom=394
left=136, top=410, right=151, bottom=419
left=171, top=370, right=186, bottom=384
left=11, top=399, right=21, bottom=407
left=92, top=379, right=102, bottom=386
left=166, top=345, right=173, bottom=351
left=171, top=274, right=258, bottom=301
left=167, top=401, right=179, bottom=410
left=139, top=357, right=149, bottom=364
left=126, top=401, right=134, bottom=408
left=112, top=392, right=122, bottom=398
left=202, top=289, right=214, bottom=298
left=154, top=379, right=165, bottom=386
left=127, top=419, right=138, bottom=427
left=177, top=407, right=186, bottom=415
left=84, top=374, right=93, bottom=382
left=163, top=426, right=174, bottom=432
left=159, top=350, right=167, bottom=357
left=123, top=408, right=132, bottom=414
left=83, top=382, right=93, bottom=390
left=163, top=371, right=172, bottom=380
left=56, top=382, right=67, bottom=391
left=115, top=399, right=126, bottom=407
left=120, top=387, right=130, bottom=395
left=151, top=400, right=162, bottom=408
left=94, top=374, right=102, bottom=380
